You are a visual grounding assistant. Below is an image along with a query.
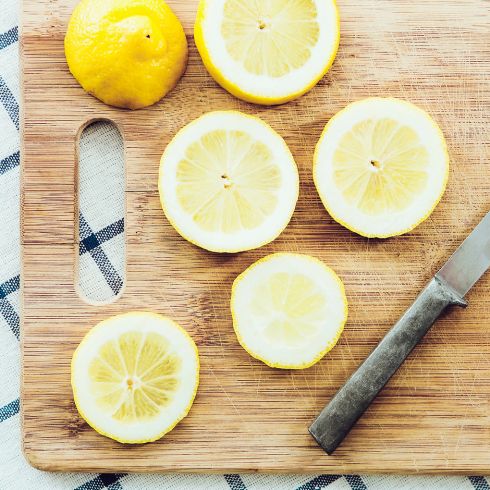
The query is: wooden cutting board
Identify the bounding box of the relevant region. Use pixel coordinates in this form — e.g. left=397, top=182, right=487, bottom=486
left=21, top=0, right=490, bottom=474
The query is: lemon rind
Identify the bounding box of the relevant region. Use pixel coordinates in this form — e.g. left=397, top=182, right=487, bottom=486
left=64, top=0, right=189, bottom=110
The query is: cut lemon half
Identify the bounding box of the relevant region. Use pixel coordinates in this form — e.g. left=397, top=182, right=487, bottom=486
left=231, top=253, right=348, bottom=369
left=71, top=312, right=199, bottom=444
left=314, top=98, right=449, bottom=238
left=65, top=0, right=188, bottom=110
left=194, top=0, right=340, bottom=105
left=159, top=111, right=299, bottom=253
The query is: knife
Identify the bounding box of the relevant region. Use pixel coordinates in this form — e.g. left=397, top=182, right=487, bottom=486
left=309, top=211, right=490, bottom=455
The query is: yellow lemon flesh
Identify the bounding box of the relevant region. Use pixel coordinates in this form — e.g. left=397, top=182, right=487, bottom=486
left=314, top=98, right=449, bottom=238
left=65, top=0, right=188, bottom=110
left=71, top=312, right=199, bottom=444
left=195, top=0, right=340, bottom=105
left=159, top=111, right=299, bottom=253
left=231, top=253, right=348, bottom=369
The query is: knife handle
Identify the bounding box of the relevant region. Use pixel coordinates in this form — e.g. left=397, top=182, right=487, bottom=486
left=309, top=277, right=467, bottom=455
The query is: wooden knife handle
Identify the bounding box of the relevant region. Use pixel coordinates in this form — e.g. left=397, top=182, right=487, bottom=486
left=309, top=277, right=467, bottom=455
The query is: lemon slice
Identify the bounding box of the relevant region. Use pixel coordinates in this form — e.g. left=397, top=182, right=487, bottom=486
left=159, top=111, right=299, bottom=253
left=231, top=253, right=348, bottom=369
left=71, top=312, right=199, bottom=444
left=194, top=0, right=340, bottom=105
left=314, top=98, right=449, bottom=238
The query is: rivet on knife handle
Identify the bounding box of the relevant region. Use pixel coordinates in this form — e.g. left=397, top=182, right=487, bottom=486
left=309, top=277, right=467, bottom=455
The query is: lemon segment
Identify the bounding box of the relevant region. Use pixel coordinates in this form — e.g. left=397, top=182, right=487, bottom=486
left=231, top=253, right=348, bottom=369
left=194, top=0, right=340, bottom=105
left=314, top=98, right=449, bottom=238
left=65, top=0, right=188, bottom=110
left=159, top=111, right=299, bottom=253
left=71, top=312, right=199, bottom=444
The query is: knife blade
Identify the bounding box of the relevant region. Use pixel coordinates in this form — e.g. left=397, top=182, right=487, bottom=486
left=309, top=211, right=490, bottom=455
left=437, top=211, right=490, bottom=297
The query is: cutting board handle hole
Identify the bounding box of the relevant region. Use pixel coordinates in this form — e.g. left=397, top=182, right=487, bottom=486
left=75, top=119, right=126, bottom=305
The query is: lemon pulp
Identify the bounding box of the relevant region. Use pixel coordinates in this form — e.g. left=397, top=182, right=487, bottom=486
left=333, top=119, right=429, bottom=215
left=251, top=272, right=329, bottom=348
left=89, top=331, right=181, bottom=422
left=176, top=129, right=281, bottom=233
left=222, top=0, right=320, bottom=78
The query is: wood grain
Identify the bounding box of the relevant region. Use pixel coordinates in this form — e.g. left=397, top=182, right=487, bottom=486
left=21, top=0, right=490, bottom=474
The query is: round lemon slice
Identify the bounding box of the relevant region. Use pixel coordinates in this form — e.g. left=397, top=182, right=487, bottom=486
left=231, top=253, right=348, bottom=369
left=194, top=0, right=340, bottom=105
left=71, top=312, right=199, bottom=444
left=314, top=98, right=449, bottom=238
left=159, top=111, right=299, bottom=253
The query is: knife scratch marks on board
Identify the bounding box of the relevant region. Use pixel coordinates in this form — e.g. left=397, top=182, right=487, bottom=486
left=388, top=31, right=415, bottom=102
left=452, top=363, right=477, bottom=407
left=466, top=357, right=483, bottom=405
left=339, top=330, right=354, bottom=377
left=453, top=423, right=466, bottom=457
left=450, top=365, right=463, bottom=402
left=289, top=230, right=301, bottom=255
left=243, top=339, right=261, bottom=394
left=316, top=362, right=329, bottom=393
left=208, top=366, right=246, bottom=425
left=289, top=371, right=312, bottom=404
left=312, top=364, right=318, bottom=400
left=156, top=288, right=180, bottom=323
left=254, top=362, right=263, bottom=397
left=206, top=282, right=226, bottom=359
left=438, top=434, right=451, bottom=469
left=301, top=371, right=313, bottom=398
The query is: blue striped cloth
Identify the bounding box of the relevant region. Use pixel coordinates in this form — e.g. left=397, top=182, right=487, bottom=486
left=1, top=0, right=490, bottom=488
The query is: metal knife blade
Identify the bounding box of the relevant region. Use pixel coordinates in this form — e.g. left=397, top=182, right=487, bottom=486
left=436, top=211, right=490, bottom=298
